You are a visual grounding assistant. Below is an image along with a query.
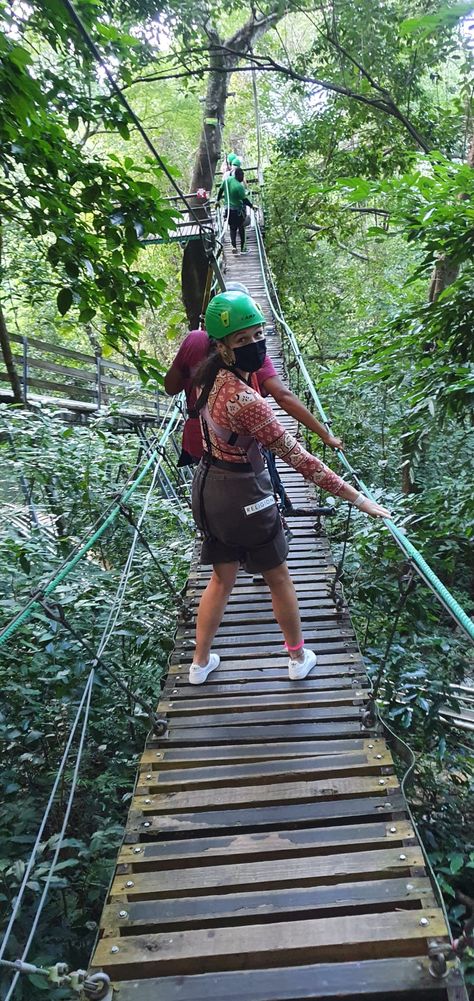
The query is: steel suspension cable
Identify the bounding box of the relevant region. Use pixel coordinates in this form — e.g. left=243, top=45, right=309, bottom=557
left=251, top=61, right=263, bottom=186
left=0, top=437, right=182, bottom=971
left=0, top=670, right=95, bottom=973
left=56, top=0, right=212, bottom=238
left=3, top=670, right=94, bottom=1001
left=253, top=217, right=474, bottom=643
left=0, top=405, right=183, bottom=649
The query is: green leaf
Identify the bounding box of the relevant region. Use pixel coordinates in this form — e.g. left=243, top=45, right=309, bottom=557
left=27, top=975, right=50, bottom=991
left=449, top=853, right=464, bottom=875
left=117, top=121, right=130, bottom=141
left=400, top=4, right=473, bottom=39
left=57, top=288, right=73, bottom=315
left=79, top=306, right=96, bottom=323
left=8, top=45, right=33, bottom=69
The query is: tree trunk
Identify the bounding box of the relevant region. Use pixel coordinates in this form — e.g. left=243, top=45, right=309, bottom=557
left=181, top=11, right=282, bottom=325
left=0, top=223, right=23, bottom=403
left=0, top=305, right=22, bottom=403
left=181, top=34, right=230, bottom=328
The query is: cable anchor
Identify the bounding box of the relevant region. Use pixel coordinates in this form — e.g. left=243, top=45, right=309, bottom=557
left=81, top=971, right=113, bottom=999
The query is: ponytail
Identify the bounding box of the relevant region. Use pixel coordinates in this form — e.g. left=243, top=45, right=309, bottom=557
left=193, top=341, right=227, bottom=413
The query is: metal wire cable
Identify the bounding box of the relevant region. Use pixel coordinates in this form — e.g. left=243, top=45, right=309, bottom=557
left=251, top=60, right=263, bottom=186
left=373, top=701, right=454, bottom=944
left=0, top=452, right=150, bottom=644
left=0, top=442, right=181, bottom=976
left=0, top=670, right=95, bottom=981
left=56, top=0, right=213, bottom=238
left=0, top=404, right=183, bottom=649
left=253, top=216, right=474, bottom=644
left=95, top=453, right=164, bottom=661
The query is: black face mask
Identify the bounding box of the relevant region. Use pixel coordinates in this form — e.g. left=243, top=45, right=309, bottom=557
left=232, top=338, right=266, bottom=373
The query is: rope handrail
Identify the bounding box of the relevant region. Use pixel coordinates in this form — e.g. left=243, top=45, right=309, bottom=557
left=0, top=402, right=184, bottom=650
left=253, top=217, right=474, bottom=644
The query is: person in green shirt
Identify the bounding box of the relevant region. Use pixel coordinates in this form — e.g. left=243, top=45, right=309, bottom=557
left=217, top=167, right=254, bottom=254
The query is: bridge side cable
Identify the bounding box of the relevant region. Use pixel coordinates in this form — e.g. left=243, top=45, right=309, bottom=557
left=253, top=215, right=474, bottom=644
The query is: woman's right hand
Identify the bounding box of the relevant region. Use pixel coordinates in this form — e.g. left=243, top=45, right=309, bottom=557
left=359, top=497, right=391, bottom=519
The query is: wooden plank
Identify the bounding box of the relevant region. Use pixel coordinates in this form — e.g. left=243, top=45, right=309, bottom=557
left=102, top=957, right=456, bottom=1000
left=0, top=373, right=98, bottom=400
left=103, top=877, right=434, bottom=934
left=162, top=678, right=369, bottom=699
left=8, top=332, right=94, bottom=363
left=126, top=792, right=404, bottom=836
left=157, top=721, right=373, bottom=744
left=136, top=750, right=393, bottom=792
left=168, top=653, right=364, bottom=677
left=92, top=909, right=448, bottom=977
left=158, top=690, right=367, bottom=715
left=134, top=772, right=400, bottom=812
left=110, top=847, right=424, bottom=900
left=165, top=706, right=364, bottom=729
left=12, top=354, right=97, bottom=382
left=100, top=357, right=136, bottom=374
left=118, top=820, right=414, bottom=869
left=177, top=609, right=343, bottom=634
left=140, top=737, right=374, bottom=767
left=172, top=642, right=359, bottom=666
left=132, top=774, right=400, bottom=817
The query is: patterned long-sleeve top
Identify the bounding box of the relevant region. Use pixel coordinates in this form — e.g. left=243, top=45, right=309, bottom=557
left=202, top=369, right=345, bottom=497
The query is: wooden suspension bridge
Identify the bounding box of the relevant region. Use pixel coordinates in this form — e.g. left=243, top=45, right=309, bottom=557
left=87, top=225, right=468, bottom=1001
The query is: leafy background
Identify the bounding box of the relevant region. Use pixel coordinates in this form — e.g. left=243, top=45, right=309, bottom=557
left=1, top=0, right=474, bottom=995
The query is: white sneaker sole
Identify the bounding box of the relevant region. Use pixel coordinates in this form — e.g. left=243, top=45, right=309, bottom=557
left=189, top=653, right=220, bottom=685
left=288, top=650, right=317, bottom=681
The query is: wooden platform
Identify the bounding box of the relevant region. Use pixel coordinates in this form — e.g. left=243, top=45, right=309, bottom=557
left=90, top=228, right=465, bottom=999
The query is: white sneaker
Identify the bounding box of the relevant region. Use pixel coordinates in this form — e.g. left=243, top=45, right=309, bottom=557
left=231, top=247, right=238, bottom=255
left=288, top=648, right=317, bottom=681
left=189, top=653, right=220, bottom=685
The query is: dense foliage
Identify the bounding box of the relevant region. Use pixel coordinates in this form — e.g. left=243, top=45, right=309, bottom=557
left=0, top=411, right=192, bottom=997
left=1, top=0, right=473, bottom=993
left=262, top=0, right=474, bottom=979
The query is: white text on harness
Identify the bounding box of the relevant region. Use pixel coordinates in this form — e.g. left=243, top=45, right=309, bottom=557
left=243, top=495, right=275, bottom=517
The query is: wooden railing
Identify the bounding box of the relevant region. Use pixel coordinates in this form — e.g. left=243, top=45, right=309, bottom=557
left=1, top=334, right=165, bottom=416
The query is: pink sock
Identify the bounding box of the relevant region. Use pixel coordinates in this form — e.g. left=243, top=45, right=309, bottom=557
left=285, top=640, right=304, bottom=655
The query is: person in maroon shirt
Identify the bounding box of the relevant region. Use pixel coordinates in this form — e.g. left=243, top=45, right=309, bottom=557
left=164, top=323, right=343, bottom=465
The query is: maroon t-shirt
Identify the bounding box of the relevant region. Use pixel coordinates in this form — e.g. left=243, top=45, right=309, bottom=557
left=173, top=329, right=277, bottom=459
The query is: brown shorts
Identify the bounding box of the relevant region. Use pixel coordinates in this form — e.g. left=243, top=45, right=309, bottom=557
left=192, top=459, right=289, bottom=574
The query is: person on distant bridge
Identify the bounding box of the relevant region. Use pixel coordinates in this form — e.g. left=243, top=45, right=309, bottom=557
left=217, top=166, right=252, bottom=254
left=188, top=290, right=390, bottom=685
left=164, top=282, right=344, bottom=468
left=222, top=152, right=235, bottom=179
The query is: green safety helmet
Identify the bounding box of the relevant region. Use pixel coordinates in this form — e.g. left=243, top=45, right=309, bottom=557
left=227, top=153, right=237, bottom=164
left=233, top=156, right=242, bottom=167
left=205, top=291, right=265, bottom=340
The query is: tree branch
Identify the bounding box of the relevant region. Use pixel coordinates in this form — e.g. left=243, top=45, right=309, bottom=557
left=212, top=45, right=431, bottom=152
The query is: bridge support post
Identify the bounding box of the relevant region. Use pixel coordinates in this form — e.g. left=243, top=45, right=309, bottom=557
left=21, top=336, right=28, bottom=403
left=95, top=351, right=102, bottom=409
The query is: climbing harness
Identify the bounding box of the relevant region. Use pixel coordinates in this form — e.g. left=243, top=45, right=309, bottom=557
left=202, top=403, right=265, bottom=473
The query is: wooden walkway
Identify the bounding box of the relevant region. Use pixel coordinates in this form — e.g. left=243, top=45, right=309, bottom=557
left=90, top=229, right=466, bottom=1000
